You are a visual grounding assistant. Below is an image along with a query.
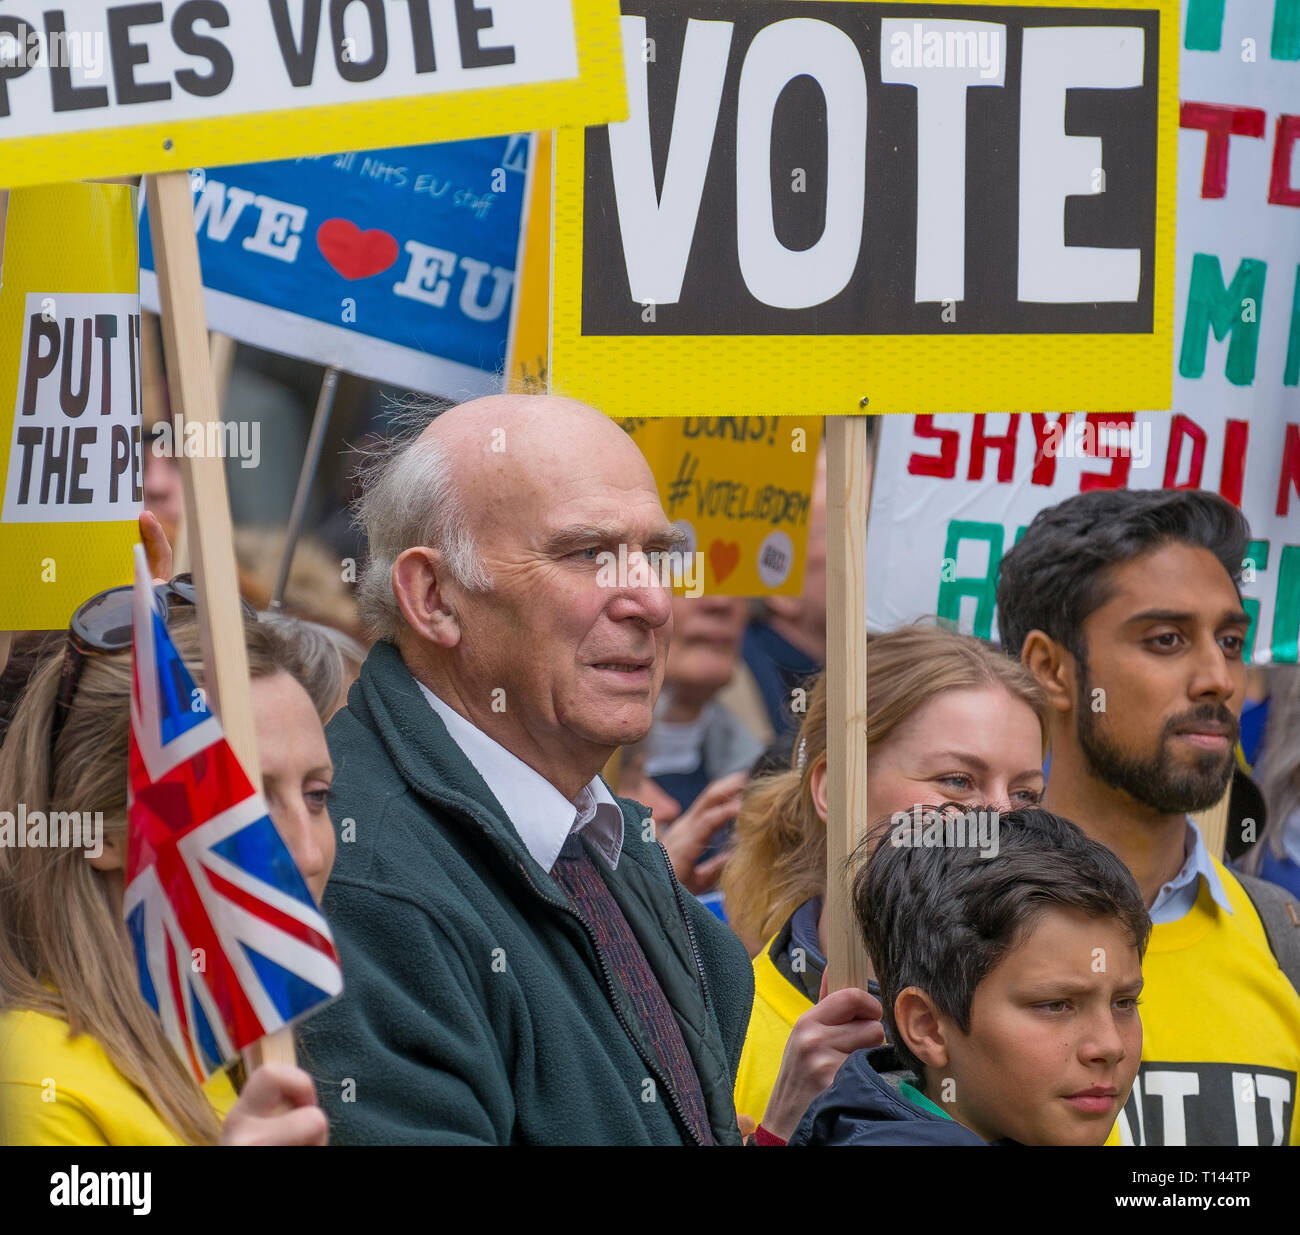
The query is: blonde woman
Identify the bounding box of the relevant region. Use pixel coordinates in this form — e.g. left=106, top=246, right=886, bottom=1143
left=723, top=625, right=1050, bottom=1130
left=0, top=610, right=333, bottom=1146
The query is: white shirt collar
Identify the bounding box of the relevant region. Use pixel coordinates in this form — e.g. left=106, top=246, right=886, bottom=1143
left=416, top=681, right=624, bottom=874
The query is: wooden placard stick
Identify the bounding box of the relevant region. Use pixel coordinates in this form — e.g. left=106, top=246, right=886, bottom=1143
left=210, top=331, right=237, bottom=411
left=168, top=331, right=235, bottom=578
left=823, top=416, right=873, bottom=993
left=1193, top=788, right=1231, bottom=861
left=144, top=170, right=294, bottom=1071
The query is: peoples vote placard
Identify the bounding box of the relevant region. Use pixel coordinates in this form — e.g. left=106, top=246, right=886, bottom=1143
left=0, top=0, right=625, bottom=187
left=550, top=0, right=1180, bottom=417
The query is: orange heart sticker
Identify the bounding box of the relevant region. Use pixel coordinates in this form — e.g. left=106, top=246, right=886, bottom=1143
left=709, top=539, right=741, bottom=583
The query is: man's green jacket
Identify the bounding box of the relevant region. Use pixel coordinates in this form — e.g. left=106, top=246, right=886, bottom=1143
left=302, top=640, right=755, bottom=1145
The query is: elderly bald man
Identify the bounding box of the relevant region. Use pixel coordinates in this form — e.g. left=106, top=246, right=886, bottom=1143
left=304, top=396, right=882, bottom=1145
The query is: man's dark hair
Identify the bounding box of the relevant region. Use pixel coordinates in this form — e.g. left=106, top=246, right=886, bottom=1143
left=853, top=806, right=1150, bottom=1078
left=995, top=488, right=1250, bottom=661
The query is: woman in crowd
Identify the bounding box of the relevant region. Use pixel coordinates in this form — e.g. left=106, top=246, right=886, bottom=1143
left=722, top=624, right=1049, bottom=1130
left=0, top=608, right=337, bottom=1145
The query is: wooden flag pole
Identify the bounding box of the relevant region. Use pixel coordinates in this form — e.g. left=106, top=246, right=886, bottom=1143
left=824, top=416, right=873, bottom=993
left=145, top=171, right=295, bottom=1071
left=171, top=331, right=237, bottom=578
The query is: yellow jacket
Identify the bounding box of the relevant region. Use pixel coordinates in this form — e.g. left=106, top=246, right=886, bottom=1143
left=733, top=936, right=816, bottom=1128
left=0, top=1006, right=237, bottom=1145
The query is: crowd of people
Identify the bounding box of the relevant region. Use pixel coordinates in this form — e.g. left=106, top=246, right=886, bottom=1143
left=0, top=392, right=1298, bottom=1147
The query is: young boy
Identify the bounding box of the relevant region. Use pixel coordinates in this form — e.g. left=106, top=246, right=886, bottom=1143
left=791, top=807, right=1150, bottom=1146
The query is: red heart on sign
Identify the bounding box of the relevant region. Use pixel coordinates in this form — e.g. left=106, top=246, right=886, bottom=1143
left=316, top=219, right=399, bottom=280
left=709, top=539, right=741, bottom=584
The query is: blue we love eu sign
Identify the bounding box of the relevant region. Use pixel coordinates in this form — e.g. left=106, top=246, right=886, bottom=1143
left=140, top=134, right=532, bottom=398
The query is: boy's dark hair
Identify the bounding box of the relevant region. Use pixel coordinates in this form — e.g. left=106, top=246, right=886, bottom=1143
left=853, top=806, right=1150, bottom=1079
left=995, top=488, right=1249, bottom=661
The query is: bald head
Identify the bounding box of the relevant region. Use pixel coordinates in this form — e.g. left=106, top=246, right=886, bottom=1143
left=424, top=393, right=627, bottom=450
left=419, top=395, right=657, bottom=545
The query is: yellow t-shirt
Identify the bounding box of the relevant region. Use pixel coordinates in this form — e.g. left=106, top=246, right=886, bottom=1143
left=0, top=1007, right=238, bottom=1145
left=733, top=937, right=815, bottom=1128
left=1107, top=862, right=1300, bottom=1145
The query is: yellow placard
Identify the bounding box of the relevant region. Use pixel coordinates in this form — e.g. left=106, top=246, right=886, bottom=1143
left=0, top=183, right=142, bottom=630
left=0, top=2, right=626, bottom=189
left=507, top=131, right=553, bottom=395
left=621, top=416, right=823, bottom=596
left=551, top=0, right=1179, bottom=417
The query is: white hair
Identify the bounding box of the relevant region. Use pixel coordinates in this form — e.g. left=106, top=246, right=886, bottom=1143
left=353, top=406, right=492, bottom=642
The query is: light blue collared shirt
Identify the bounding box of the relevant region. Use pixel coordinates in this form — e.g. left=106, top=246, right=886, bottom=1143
left=416, top=681, right=624, bottom=875
left=1147, top=818, right=1235, bottom=925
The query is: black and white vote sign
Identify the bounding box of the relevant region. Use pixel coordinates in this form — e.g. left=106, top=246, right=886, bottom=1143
left=582, top=2, right=1162, bottom=336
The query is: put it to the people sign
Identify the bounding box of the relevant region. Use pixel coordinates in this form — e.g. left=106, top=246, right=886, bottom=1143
left=0, top=0, right=626, bottom=187
left=0, top=183, right=143, bottom=631
left=550, top=0, right=1180, bottom=417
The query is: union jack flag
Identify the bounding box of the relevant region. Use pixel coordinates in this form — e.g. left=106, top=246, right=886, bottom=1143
left=124, top=546, right=342, bottom=1082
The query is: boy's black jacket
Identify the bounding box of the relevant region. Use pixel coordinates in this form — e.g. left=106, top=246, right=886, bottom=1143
left=790, top=1045, right=1009, bottom=1146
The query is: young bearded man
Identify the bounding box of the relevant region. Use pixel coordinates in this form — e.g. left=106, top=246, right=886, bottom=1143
left=997, top=488, right=1300, bottom=1146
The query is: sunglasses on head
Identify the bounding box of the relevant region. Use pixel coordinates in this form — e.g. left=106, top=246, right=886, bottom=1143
left=49, top=574, right=257, bottom=761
